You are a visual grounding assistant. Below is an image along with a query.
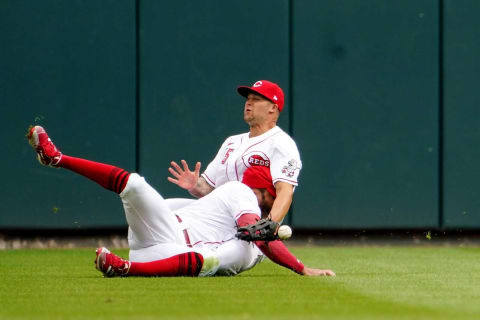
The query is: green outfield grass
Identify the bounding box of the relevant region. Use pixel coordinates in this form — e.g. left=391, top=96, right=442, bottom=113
left=1, top=246, right=479, bottom=319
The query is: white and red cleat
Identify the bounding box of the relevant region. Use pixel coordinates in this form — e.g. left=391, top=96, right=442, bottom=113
left=95, top=247, right=131, bottom=277
left=27, top=125, right=62, bottom=167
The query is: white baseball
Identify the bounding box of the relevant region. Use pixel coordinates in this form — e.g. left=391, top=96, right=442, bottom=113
left=278, top=225, right=292, bottom=240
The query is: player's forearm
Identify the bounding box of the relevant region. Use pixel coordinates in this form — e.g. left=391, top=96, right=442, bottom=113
left=269, top=183, right=293, bottom=222
left=188, top=177, right=214, bottom=198
left=254, top=240, right=304, bottom=274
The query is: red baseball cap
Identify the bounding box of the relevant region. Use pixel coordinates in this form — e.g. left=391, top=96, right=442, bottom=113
left=237, top=80, right=285, bottom=112
left=242, top=166, right=276, bottom=198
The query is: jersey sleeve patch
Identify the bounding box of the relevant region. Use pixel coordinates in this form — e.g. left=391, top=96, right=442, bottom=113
left=281, top=159, right=301, bottom=178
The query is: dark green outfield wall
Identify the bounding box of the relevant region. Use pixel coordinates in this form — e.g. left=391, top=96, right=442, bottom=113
left=292, top=1, right=439, bottom=228
left=1, top=1, right=479, bottom=229
left=443, top=0, right=480, bottom=228
left=0, top=0, right=136, bottom=228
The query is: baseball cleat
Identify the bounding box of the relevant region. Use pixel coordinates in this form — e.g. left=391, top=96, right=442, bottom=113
left=95, top=247, right=131, bottom=277
left=27, top=125, right=62, bottom=167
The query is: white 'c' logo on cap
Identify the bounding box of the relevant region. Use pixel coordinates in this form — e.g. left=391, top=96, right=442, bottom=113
left=253, top=81, right=263, bottom=87
left=273, top=95, right=278, bottom=100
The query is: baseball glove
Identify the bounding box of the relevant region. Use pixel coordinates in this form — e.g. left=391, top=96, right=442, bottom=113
left=236, top=219, right=280, bottom=241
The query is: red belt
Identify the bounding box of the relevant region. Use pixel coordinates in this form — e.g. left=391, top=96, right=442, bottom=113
left=175, top=214, right=192, bottom=248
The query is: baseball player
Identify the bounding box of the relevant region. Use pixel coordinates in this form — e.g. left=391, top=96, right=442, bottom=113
left=169, top=80, right=301, bottom=225
left=27, top=125, right=335, bottom=277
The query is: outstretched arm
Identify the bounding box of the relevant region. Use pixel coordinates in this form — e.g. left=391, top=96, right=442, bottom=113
left=168, top=160, right=214, bottom=198
left=255, top=240, right=335, bottom=276
left=237, top=214, right=335, bottom=276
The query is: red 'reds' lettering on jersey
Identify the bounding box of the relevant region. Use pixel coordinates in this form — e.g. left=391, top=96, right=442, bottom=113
left=221, top=148, right=234, bottom=164
left=248, top=155, right=270, bottom=167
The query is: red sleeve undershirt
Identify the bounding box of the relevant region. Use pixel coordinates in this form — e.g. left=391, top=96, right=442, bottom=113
left=237, top=213, right=305, bottom=274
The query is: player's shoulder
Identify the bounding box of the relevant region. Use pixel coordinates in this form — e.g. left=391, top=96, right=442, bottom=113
left=270, top=127, right=300, bottom=154
left=272, top=127, right=297, bottom=144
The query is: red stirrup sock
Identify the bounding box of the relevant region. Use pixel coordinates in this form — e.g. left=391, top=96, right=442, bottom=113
left=129, top=252, right=204, bottom=277
left=59, top=155, right=130, bottom=194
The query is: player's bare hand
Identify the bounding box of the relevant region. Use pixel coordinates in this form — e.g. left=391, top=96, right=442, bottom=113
left=167, top=160, right=201, bottom=191
left=301, top=267, right=336, bottom=277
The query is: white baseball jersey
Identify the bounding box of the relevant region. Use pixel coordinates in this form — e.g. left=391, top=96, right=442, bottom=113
left=202, top=126, right=302, bottom=188
left=122, top=174, right=264, bottom=276
left=174, top=181, right=261, bottom=246
left=175, top=181, right=265, bottom=275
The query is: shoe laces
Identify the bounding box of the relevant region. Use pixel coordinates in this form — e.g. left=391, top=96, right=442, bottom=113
left=36, top=133, right=61, bottom=166
left=107, top=253, right=131, bottom=275
left=38, top=137, right=59, bottom=157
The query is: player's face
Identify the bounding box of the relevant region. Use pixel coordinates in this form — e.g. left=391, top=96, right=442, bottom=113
left=252, top=188, right=275, bottom=218
left=244, top=93, right=276, bottom=125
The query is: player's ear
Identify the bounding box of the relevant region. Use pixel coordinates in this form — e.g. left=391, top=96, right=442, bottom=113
left=269, top=103, right=279, bottom=114
left=271, top=104, right=280, bottom=117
